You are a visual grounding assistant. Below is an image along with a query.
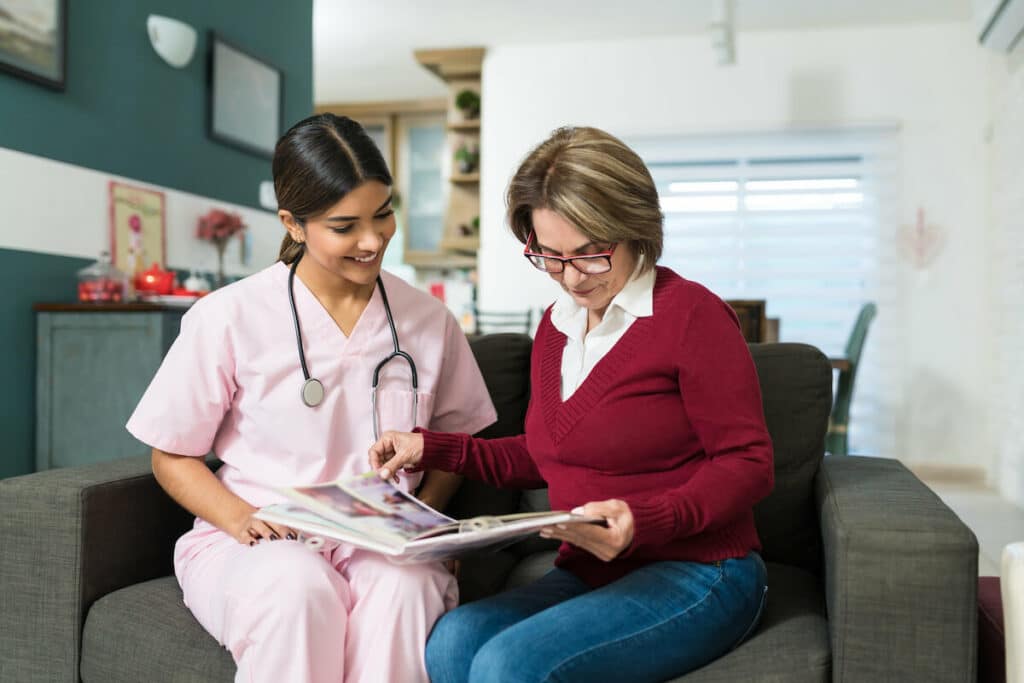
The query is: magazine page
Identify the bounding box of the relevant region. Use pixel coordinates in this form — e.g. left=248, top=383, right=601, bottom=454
left=264, top=475, right=605, bottom=563
left=340, top=473, right=456, bottom=529
left=255, top=503, right=403, bottom=556
left=391, top=511, right=606, bottom=564
left=279, top=478, right=449, bottom=547
left=278, top=481, right=442, bottom=548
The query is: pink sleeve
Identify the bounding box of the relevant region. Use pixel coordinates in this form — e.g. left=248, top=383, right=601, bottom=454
left=125, top=302, right=236, bottom=456
left=427, top=314, right=497, bottom=435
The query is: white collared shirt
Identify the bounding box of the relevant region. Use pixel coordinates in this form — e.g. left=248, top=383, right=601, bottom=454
left=549, top=266, right=656, bottom=401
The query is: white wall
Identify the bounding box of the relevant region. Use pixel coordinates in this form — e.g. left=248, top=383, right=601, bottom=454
left=477, top=22, right=1001, bottom=469
left=991, top=47, right=1024, bottom=505
left=0, top=147, right=282, bottom=276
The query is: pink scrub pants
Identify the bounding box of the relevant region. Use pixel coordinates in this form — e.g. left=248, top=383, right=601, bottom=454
left=175, top=526, right=458, bottom=683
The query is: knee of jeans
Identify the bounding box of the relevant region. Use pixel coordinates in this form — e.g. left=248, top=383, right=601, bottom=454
left=427, top=610, right=470, bottom=661
left=468, top=636, right=521, bottom=683
left=426, top=610, right=484, bottom=682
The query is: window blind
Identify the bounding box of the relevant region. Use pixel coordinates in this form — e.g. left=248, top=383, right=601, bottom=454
left=630, top=129, right=903, bottom=456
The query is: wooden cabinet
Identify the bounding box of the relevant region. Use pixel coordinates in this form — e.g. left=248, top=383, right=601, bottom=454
left=35, top=304, right=185, bottom=470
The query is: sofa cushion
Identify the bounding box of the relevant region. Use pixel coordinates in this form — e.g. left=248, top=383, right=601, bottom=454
left=676, top=562, right=830, bottom=682
left=81, top=576, right=234, bottom=683
left=443, top=333, right=533, bottom=521
left=504, top=549, right=560, bottom=589
left=749, top=343, right=832, bottom=576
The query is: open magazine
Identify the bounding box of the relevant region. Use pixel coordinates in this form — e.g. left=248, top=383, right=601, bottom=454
left=254, top=473, right=604, bottom=564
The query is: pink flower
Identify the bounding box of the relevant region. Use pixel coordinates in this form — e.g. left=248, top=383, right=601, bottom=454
left=196, top=209, right=246, bottom=244
left=129, top=214, right=141, bottom=233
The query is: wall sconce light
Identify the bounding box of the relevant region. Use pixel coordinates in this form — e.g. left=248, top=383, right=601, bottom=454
left=147, top=15, right=197, bottom=69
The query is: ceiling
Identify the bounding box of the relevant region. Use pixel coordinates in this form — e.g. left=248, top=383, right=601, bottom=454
left=313, top=0, right=972, bottom=104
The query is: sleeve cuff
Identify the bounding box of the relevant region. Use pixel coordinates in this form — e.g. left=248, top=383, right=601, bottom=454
left=621, top=496, right=681, bottom=556
left=415, top=427, right=469, bottom=475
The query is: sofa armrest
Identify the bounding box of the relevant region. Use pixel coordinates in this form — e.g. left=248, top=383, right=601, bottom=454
left=0, top=456, right=193, bottom=682
left=815, top=455, right=978, bottom=683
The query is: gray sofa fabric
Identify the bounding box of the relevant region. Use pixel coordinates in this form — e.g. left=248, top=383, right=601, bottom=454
left=0, top=455, right=189, bottom=683
left=751, top=343, right=833, bottom=576
left=82, top=576, right=235, bottom=683
left=817, top=455, right=979, bottom=681
left=0, top=334, right=979, bottom=682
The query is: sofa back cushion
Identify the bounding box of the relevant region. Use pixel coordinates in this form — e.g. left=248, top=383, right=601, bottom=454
left=749, top=343, right=832, bottom=576
left=442, top=334, right=533, bottom=520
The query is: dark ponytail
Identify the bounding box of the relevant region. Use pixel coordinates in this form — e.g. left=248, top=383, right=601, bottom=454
left=272, top=114, right=392, bottom=263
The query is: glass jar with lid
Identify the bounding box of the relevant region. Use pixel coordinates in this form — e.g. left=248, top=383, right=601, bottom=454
left=77, top=250, right=127, bottom=303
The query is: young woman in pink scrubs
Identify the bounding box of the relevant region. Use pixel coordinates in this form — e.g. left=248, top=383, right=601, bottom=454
left=126, top=114, right=496, bottom=683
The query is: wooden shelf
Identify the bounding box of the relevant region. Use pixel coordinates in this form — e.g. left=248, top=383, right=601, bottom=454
left=441, top=235, right=480, bottom=252
left=404, top=251, right=478, bottom=270
left=448, top=120, right=480, bottom=132
left=413, top=46, right=484, bottom=276
left=414, top=47, right=485, bottom=80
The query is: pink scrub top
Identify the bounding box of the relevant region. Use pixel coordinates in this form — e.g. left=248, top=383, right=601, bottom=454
left=126, top=261, right=497, bottom=509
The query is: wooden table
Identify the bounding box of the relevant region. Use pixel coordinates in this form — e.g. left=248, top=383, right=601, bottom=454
left=830, top=358, right=851, bottom=372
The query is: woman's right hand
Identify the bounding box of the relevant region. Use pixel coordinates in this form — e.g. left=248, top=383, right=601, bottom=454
left=228, top=505, right=296, bottom=546
left=368, top=430, right=425, bottom=480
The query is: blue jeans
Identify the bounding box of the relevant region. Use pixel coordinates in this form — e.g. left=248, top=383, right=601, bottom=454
left=426, top=553, right=768, bottom=683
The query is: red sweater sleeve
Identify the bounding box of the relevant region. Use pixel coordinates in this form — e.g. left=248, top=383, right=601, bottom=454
left=622, top=296, right=774, bottom=551
left=418, top=429, right=546, bottom=489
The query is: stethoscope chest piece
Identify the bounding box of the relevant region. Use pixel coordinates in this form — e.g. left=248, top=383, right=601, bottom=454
left=300, top=378, right=325, bottom=407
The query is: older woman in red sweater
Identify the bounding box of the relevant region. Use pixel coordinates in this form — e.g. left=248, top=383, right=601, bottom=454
left=369, top=126, right=773, bottom=683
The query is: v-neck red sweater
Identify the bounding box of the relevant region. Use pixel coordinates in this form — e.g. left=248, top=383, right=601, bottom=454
left=420, top=267, right=774, bottom=587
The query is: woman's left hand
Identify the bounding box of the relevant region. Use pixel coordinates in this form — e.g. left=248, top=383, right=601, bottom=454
left=540, top=499, right=635, bottom=562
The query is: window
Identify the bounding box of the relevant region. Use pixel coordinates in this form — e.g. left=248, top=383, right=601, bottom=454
left=630, top=129, right=903, bottom=456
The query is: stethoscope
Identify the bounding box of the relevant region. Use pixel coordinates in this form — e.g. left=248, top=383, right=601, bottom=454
left=287, top=250, right=418, bottom=441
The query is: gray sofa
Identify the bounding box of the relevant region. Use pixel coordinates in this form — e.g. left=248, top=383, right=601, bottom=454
left=0, top=334, right=978, bottom=682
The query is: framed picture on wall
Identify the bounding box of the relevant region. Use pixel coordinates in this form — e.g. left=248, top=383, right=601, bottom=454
left=207, top=32, right=283, bottom=159
left=109, top=181, right=166, bottom=276
left=0, top=0, right=67, bottom=90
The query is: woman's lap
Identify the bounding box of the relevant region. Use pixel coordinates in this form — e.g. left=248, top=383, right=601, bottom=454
left=428, top=553, right=767, bottom=683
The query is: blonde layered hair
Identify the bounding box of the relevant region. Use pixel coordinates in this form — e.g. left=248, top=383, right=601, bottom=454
left=506, top=126, right=663, bottom=273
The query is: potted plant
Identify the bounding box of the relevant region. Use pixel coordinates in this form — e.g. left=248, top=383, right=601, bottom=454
left=454, top=89, right=480, bottom=119
left=454, top=142, right=479, bottom=174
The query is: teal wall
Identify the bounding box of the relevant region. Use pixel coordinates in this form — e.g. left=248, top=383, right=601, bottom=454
left=0, top=0, right=313, bottom=478
left=0, top=0, right=313, bottom=209
left=0, top=249, right=91, bottom=479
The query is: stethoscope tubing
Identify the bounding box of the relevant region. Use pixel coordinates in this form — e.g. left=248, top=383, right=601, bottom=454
left=287, top=251, right=418, bottom=440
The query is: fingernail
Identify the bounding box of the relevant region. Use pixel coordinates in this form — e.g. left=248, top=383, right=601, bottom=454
left=286, top=533, right=296, bottom=540
left=380, top=469, right=390, bottom=479
left=249, top=540, right=255, bottom=546
left=571, top=506, right=585, bottom=515
left=556, top=524, right=567, bottom=530
left=270, top=533, right=279, bottom=541
left=539, top=530, right=551, bottom=538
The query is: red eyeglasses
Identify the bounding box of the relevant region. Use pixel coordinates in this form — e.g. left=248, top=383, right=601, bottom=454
left=523, top=233, right=617, bottom=274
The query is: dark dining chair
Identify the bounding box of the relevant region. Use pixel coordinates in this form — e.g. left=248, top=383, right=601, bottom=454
left=475, top=309, right=534, bottom=336
left=826, top=302, right=877, bottom=455
left=725, top=299, right=767, bottom=343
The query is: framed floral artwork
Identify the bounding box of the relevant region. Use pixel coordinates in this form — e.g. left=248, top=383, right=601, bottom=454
left=109, top=181, right=166, bottom=276
left=0, top=0, right=67, bottom=90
